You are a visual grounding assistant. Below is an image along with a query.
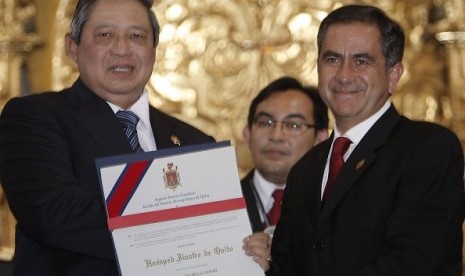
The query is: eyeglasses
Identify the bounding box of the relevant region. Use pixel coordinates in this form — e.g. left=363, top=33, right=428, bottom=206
left=253, top=116, right=315, bottom=136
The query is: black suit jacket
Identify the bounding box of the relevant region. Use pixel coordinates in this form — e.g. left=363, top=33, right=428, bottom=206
left=241, top=170, right=266, bottom=233
left=270, top=105, right=464, bottom=275
left=0, top=79, right=215, bottom=276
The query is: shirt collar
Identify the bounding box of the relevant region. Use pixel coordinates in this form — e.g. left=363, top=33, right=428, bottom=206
left=253, top=169, right=285, bottom=212
left=333, top=101, right=391, bottom=146
left=107, top=90, right=151, bottom=129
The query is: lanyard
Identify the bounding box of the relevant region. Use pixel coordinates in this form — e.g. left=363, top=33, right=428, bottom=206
left=249, top=179, right=271, bottom=228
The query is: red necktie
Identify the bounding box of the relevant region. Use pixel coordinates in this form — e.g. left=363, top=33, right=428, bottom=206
left=268, top=189, right=284, bottom=226
left=322, top=137, right=352, bottom=203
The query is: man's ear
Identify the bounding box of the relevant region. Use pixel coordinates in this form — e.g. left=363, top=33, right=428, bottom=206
left=388, top=63, right=404, bottom=95
left=314, top=129, right=329, bottom=145
left=65, top=33, right=78, bottom=63
left=242, top=126, right=251, bottom=147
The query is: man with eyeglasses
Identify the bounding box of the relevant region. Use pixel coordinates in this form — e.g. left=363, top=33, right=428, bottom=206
left=241, top=76, right=329, bottom=272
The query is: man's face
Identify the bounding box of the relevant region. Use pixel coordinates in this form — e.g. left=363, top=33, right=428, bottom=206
left=67, top=0, right=156, bottom=108
left=244, top=90, right=319, bottom=184
left=317, top=23, right=403, bottom=132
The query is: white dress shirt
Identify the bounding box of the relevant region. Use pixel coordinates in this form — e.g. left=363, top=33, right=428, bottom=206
left=321, top=101, right=391, bottom=199
left=253, top=169, right=285, bottom=223
left=107, top=90, right=157, bottom=151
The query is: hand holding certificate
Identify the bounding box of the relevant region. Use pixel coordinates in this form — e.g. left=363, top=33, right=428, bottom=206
left=96, top=141, right=263, bottom=276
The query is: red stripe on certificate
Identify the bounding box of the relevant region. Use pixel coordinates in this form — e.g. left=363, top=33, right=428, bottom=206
left=107, top=160, right=151, bottom=218
left=107, top=197, right=246, bottom=230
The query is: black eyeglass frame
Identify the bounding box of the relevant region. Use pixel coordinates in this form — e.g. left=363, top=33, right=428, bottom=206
left=252, top=116, right=315, bottom=135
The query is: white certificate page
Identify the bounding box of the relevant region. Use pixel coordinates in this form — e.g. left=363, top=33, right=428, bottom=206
left=96, top=142, right=263, bottom=276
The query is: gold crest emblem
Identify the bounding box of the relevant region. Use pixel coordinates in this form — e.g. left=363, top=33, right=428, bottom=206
left=163, top=162, right=181, bottom=191
left=170, top=135, right=181, bottom=146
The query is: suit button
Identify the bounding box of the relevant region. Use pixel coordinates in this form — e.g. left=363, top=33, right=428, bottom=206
left=312, top=242, right=323, bottom=250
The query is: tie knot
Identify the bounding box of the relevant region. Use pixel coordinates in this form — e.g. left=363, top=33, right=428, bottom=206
left=272, top=189, right=284, bottom=202
left=332, top=137, right=352, bottom=156
left=116, top=110, right=139, bottom=128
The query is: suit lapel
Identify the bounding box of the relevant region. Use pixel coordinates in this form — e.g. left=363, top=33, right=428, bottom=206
left=149, top=107, right=179, bottom=149
left=241, top=171, right=264, bottom=232
left=66, top=79, right=133, bottom=156
left=301, top=140, right=332, bottom=224
left=320, top=105, right=402, bottom=219
left=66, top=80, right=190, bottom=154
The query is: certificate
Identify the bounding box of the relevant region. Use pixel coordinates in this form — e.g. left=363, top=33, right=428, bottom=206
left=96, top=141, right=263, bottom=276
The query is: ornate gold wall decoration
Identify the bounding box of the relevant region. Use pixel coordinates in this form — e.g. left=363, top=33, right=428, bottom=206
left=147, top=0, right=338, bottom=172
left=1, top=0, right=465, bottom=266
left=52, top=0, right=444, bottom=172
left=0, top=188, right=14, bottom=261
left=436, top=31, right=465, bottom=150
left=0, top=0, right=40, bottom=108
left=433, top=0, right=465, bottom=148
left=385, top=1, right=450, bottom=126
left=52, top=0, right=345, bottom=173
left=52, top=0, right=79, bottom=90
left=50, top=0, right=464, bottom=173
left=0, top=0, right=41, bottom=261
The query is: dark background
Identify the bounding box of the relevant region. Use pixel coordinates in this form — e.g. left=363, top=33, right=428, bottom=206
left=0, top=261, right=12, bottom=276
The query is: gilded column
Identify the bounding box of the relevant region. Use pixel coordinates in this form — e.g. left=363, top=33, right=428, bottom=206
left=436, top=33, right=465, bottom=150
left=432, top=2, right=465, bottom=271
left=0, top=0, right=41, bottom=261
left=436, top=31, right=465, bottom=276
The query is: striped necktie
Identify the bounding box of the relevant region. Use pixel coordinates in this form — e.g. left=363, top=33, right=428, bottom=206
left=115, top=110, right=143, bottom=152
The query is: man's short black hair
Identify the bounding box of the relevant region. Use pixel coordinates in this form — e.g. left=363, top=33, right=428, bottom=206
left=247, top=76, right=328, bottom=131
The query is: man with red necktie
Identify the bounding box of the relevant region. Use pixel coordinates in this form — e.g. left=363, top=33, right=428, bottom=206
left=241, top=77, right=329, bottom=272
left=269, top=5, right=464, bottom=276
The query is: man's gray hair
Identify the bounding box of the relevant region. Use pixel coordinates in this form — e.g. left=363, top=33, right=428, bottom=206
left=70, top=0, right=160, bottom=46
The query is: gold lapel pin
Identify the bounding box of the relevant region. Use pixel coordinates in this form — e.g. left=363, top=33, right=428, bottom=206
left=356, top=159, right=365, bottom=170
left=170, top=135, right=181, bottom=146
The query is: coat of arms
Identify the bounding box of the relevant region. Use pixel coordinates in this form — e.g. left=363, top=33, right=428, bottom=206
left=163, top=162, right=181, bottom=191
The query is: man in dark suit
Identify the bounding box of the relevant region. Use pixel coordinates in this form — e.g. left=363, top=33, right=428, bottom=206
left=268, top=5, right=465, bottom=276
left=0, top=0, right=214, bottom=275
left=241, top=77, right=328, bottom=271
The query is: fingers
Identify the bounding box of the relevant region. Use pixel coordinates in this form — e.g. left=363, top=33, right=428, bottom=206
left=242, top=232, right=272, bottom=271
left=242, top=232, right=270, bottom=255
